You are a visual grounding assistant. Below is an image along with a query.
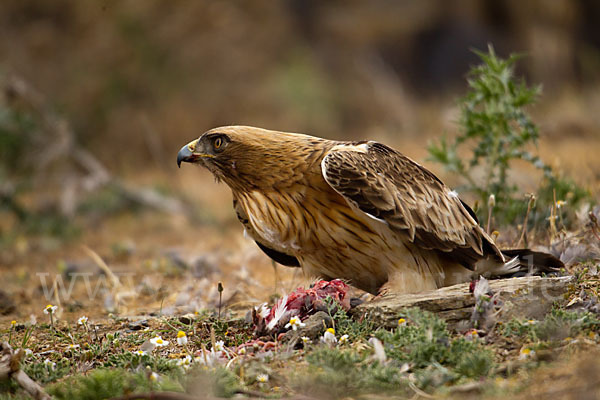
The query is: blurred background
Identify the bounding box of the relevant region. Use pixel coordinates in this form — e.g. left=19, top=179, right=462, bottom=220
left=1, top=0, right=599, bottom=319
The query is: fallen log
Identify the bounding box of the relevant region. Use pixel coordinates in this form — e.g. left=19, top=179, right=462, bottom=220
left=352, top=276, right=575, bottom=330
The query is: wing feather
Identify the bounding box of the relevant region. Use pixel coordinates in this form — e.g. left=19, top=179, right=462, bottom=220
left=321, top=142, right=503, bottom=267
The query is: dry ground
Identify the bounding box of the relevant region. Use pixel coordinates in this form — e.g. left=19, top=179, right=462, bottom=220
left=1, top=93, right=600, bottom=399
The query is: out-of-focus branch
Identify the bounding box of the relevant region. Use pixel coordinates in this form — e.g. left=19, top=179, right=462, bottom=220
left=0, top=342, right=51, bottom=400
left=2, top=75, right=190, bottom=219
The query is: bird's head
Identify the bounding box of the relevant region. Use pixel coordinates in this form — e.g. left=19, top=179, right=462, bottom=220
left=177, top=125, right=327, bottom=191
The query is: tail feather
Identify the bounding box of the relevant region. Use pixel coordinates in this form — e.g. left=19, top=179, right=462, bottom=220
left=475, top=255, right=521, bottom=278
left=499, top=249, right=564, bottom=277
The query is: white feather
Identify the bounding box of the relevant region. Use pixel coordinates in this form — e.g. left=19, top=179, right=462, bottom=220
left=266, top=295, right=288, bottom=331
left=473, top=276, right=490, bottom=299
left=499, top=256, right=521, bottom=274
left=255, top=303, right=270, bottom=319
left=365, top=212, right=388, bottom=224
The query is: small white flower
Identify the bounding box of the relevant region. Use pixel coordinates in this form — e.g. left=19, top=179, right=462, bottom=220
left=195, top=348, right=222, bottom=367
left=77, top=316, right=88, bottom=325
left=135, top=350, right=147, bottom=356
left=338, top=334, right=349, bottom=345
left=177, top=355, right=193, bottom=369
left=68, top=344, right=80, bottom=350
left=43, top=304, right=58, bottom=314
left=397, top=318, right=407, bottom=327
left=321, top=328, right=337, bottom=345
left=563, top=336, right=578, bottom=344
left=24, top=349, right=33, bottom=357
left=488, top=194, right=496, bottom=208
left=524, top=319, right=537, bottom=326
left=238, top=347, right=246, bottom=355
left=150, top=372, right=160, bottom=382
left=44, top=358, right=56, bottom=370
left=214, top=340, right=225, bottom=352
left=519, top=347, right=535, bottom=360
left=176, top=331, right=188, bottom=346
left=556, top=200, right=567, bottom=209
left=256, top=374, right=269, bottom=383
left=150, top=335, right=169, bottom=347
left=301, top=336, right=311, bottom=344
left=284, top=316, right=306, bottom=331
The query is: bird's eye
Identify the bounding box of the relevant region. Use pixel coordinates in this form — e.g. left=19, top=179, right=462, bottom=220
left=214, top=137, right=223, bottom=149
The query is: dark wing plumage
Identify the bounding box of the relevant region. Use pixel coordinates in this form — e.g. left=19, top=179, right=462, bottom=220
left=321, top=142, right=503, bottom=268
left=255, top=241, right=300, bottom=267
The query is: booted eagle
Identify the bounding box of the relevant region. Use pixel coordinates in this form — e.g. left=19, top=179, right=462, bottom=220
left=177, top=126, right=562, bottom=295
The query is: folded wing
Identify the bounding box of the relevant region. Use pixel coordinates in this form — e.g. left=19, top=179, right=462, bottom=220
left=321, top=142, right=504, bottom=269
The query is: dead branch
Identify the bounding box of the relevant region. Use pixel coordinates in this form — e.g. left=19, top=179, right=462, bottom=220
left=352, top=276, right=574, bottom=330
left=0, top=342, right=51, bottom=400
left=2, top=74, right=190, bottom=219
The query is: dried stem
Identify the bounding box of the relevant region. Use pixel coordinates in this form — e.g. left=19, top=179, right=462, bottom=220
left=516, top=194, right=536, bottom=248
left=217, top=282, right=224, bottom=319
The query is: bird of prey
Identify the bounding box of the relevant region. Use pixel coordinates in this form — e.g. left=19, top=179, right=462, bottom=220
left=177, top=126, right=562, bottom=295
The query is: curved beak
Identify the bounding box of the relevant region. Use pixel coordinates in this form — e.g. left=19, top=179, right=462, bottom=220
left=177, top=144, right=193, bottom=168
left=177, top=139, right=203, bottom=168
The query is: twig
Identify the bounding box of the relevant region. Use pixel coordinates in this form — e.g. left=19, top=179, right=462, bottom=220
left=589, top=212, right=600, bottom=242
left=486, top=194, right=495, bottom=234
left=210, top=325, right=216, bottom=351
left=82, top=246, right=121, bottom=288
left=516, top=194, right=536, bottom=248
left=0, top=342, right=51, bottom=400
left=408, top=381, right=438, bottom=399
left=549, top=188, right=558, bottom=240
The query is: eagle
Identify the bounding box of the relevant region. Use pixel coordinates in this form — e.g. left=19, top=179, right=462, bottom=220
left=177, top=126, right=562, bottom=295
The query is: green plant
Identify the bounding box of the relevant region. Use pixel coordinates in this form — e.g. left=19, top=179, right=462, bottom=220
left=48, top=368, right=183, bottom=400
left=194, top=368, right=241, bottom=398
left=296, top=347, right=409, bottom=398
left=427, top=44, right=578, bottom=224
left=23, top=357, right=72, bottom=385
left=323, top=296, right=375, bottom=341
left=296, top=308, right=494, bottom=398
left=374, top=308, right=494, bottom=381
left=501, top=309, right=600, bottom=342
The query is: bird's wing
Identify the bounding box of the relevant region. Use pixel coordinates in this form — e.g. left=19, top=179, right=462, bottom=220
left=321, top=142, right=503, bottom=266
